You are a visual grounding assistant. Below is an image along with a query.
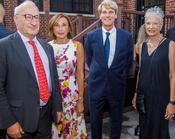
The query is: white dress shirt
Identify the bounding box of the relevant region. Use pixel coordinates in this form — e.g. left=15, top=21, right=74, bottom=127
left=102, top=26, right=116, bottom=67
left=18, top=31, right=51, bottom=106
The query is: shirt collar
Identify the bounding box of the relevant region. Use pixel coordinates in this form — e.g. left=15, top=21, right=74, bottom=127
left=102, top=26, right=116, bottom=35
left=17, top=31, right=37, bottom=44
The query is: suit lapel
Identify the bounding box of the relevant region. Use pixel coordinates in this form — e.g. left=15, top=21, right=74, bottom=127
left=38, top=39, right=54, bottom=89
left=37, top=38, right=51, bottom=65
left=12, top=33, right=37, bottom=83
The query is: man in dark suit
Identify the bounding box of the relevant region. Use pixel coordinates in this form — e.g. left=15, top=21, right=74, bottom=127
left=85, top=0, right=134, bottom=139
left=0, top=4, right=13, bottom=39
left=0, top=1, right=62, bottom=139
left=166, top=27, right=175, bottom=41
left=0, top=3, right=13, bottom=139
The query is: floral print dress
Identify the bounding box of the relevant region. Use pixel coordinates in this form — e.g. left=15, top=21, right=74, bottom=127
left=49, top=40, right=87, bottom=139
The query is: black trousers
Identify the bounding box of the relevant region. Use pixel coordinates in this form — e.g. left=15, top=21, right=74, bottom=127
left=8, top=100, right=52, bottom=139
left=0, top=130, right=6, bottom=139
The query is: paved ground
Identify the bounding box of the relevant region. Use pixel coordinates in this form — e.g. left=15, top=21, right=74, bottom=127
left=169, top=119, right=175, bottom=139
left=86, top=111, right=139, bottom=139
left=87, top=110, right=175, bottom=139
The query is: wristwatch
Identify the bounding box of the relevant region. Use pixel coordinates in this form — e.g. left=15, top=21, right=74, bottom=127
left=169, top=100, right=175, bottom=105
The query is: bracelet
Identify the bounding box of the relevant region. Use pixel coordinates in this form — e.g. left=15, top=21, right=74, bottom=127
left=78, top=96, right=82, bottom=100
left=169, top=100, right=175, bottom=105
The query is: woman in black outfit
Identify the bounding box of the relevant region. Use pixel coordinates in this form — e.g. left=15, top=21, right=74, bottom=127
left=133, top=6, right=175, bottom=139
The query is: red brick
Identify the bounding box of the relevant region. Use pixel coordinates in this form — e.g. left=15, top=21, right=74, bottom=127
left=3, top=0, right=175, bottom=39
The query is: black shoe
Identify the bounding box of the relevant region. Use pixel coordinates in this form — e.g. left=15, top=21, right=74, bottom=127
left=134, top=125, right=140, bottom=136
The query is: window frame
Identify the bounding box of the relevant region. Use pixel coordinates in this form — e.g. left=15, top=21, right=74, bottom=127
left=144, top=0, right=165, bottom=11
left=50, top=0, right=93, bottom=14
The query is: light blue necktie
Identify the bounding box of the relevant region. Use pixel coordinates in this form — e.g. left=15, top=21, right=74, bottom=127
left=104, top=32, right=110, bottom=64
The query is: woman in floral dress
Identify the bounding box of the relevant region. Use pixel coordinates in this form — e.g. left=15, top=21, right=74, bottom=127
left=48, top=14, right=87, bottom=139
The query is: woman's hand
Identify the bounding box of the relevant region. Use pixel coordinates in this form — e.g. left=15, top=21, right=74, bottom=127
left=76, top=99, right=84, bottom=114
left=165, top=103, right=175, bottom=120
left=56, top=112, right=62, bottom=123
left=132, top=93, right=137, bottom=109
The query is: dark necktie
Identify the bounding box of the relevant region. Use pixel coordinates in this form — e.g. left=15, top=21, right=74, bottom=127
left=28, top=40, right=50, bottom=104
left=104, top=32, right=110, bottom=63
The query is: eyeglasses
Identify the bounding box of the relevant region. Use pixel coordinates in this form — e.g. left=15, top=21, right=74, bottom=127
left=145, top=22, right=160, bottom=28
left=16, top=14, right=40, bottom=21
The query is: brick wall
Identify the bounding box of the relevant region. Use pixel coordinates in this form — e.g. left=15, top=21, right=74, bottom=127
left=94, top=0, right=101, bottom=16
left=123, top=0, right=136, bottom=10
left=166, top=0, right=175, bottom=15
left=3, top=0, right=103, bottom=39
left=3, top=0, right=175, bottom=39
left=4, top=0, right=17, bottom=31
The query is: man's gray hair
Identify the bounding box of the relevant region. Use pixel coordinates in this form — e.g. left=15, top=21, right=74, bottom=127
left=14, top=0, right=38, bottom=15
left=145, top=6, right=164, bottom=26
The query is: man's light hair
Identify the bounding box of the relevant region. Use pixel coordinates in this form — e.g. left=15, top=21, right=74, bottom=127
left=98, top=0, right=118, bottom=14
left=0, top=4, right=5, bottom=17
left=14, top=0, right=38, bottom=15
left=145, top=6, right=164, bottom=26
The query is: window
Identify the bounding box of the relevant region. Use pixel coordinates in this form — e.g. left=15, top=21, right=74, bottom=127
left=18, top=0, right=43, bottom=11
left=144, top=0, right=165, bottom=10
left=50, top=0, right=93, bottom=14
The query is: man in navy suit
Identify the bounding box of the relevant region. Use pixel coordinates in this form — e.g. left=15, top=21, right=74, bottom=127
left=0, top=4, right=13, bottom=39
left=166, top=27, right=175, bottom=41
left=85, top=0, right=134, bottom=138
left=0, top=1, right=62, bottom=139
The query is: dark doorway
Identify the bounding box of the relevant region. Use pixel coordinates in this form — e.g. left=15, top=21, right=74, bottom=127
left=135, top=0, right=145, bottom=41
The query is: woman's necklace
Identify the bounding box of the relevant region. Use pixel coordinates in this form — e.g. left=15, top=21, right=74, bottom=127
left=147, top=37, right=164, bottom=56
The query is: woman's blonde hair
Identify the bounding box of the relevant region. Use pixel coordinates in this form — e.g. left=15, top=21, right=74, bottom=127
left=135, top=24, right=147, bottom=53
left=48, top=14, right=73, bottom=39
